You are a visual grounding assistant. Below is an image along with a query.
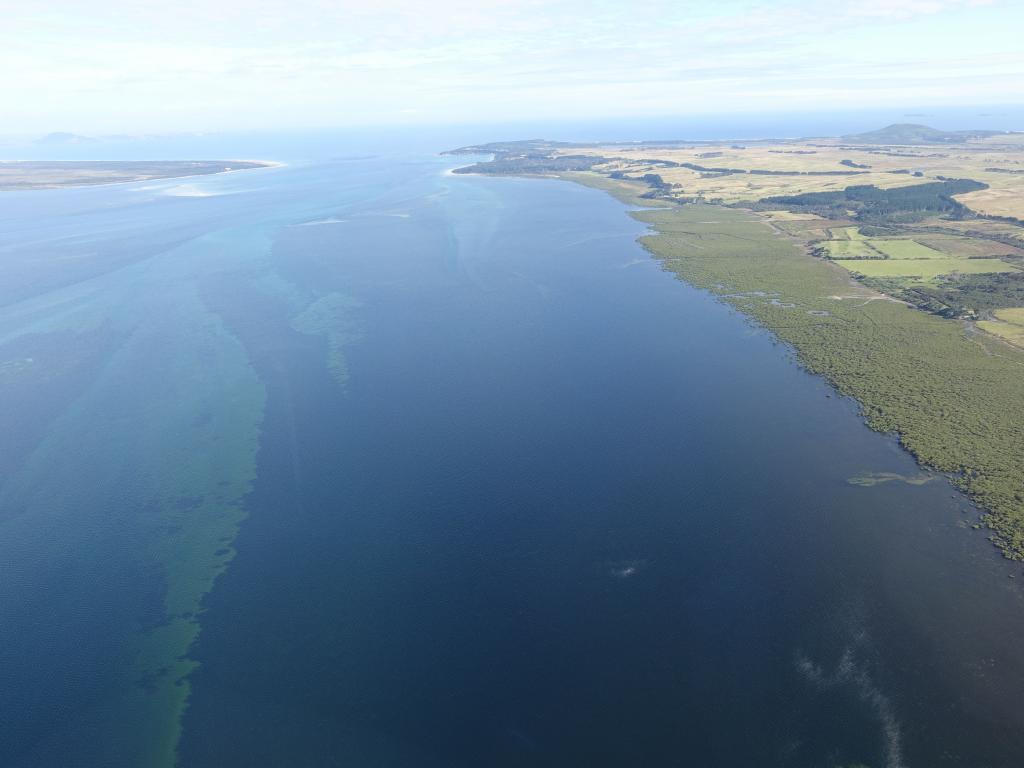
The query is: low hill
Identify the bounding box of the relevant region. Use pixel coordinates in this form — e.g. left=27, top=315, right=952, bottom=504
left=842, top=123, right=1000, bottom=145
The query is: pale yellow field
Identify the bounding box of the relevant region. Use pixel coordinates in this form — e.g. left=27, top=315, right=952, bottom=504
left=956, top=182, right=1024, bottom=219
left=919, top=217, right=1024, bottom=245
left=974, top=133, right=1024, bottom=149
left=761, top=210, right=825, bottom=221
left=914, top=234, right=1023, bottom=258
left=564, top=139, right=1024, bottom=215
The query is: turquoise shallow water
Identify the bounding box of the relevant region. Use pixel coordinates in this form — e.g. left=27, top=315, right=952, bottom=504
left=1, top=148, right=1023, bottom=767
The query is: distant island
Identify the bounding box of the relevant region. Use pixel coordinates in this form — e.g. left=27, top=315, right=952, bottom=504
left=0, top=159, right=276, bottom=191
left=447, top=124, right=1024, bottom=560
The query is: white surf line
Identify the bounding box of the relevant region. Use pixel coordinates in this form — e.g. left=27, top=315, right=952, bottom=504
left=291, top=217, right=349, bottom=226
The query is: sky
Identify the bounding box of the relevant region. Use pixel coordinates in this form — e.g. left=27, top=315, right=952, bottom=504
left=2, top=0, right=1023, bottom=135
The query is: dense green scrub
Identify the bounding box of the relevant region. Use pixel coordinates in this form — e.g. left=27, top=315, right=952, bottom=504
left=763, top=179, right=987, bottom=222
left=631, top=203, right=1024, bottom=558
left=863, top=271, right=1024, bottom=316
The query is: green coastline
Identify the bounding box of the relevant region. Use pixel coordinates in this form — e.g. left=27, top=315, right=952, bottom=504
left=632, top=204, right=1024, bottom=556
left=479, top=167, right=1024, bottom=560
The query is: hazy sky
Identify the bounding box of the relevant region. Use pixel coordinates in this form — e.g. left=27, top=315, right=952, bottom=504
left=4, top=0, right=1023, bottom=134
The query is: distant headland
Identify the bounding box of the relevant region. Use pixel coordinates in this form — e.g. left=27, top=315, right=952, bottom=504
left=0, top=159, right=278, bottom=191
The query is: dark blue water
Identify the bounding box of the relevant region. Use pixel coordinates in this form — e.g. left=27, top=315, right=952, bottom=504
left=2, top=146, right=1023, bottom=767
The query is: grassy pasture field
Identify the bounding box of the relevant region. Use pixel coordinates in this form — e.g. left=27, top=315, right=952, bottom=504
left=834, top=257, right=1020, bottom=279
left=993, top=307, right=1024, bottom=324
left=771, top=219, right=839, bottom=237
left=817, top=230, right=990, bottom=263
left=978, top=308, right=1024, bottom=348
left=821, top=240, right=879, bottom=258
left=869, top=239, right=947, bottom=259
left=827, top=226, right=867, bottom=240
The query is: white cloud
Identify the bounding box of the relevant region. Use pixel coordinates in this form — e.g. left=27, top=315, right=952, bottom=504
left=0, top=0, right=1020, bottom=133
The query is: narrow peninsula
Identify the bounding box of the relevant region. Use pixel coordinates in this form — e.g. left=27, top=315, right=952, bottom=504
left=0, top=159, right=275, bottom=190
